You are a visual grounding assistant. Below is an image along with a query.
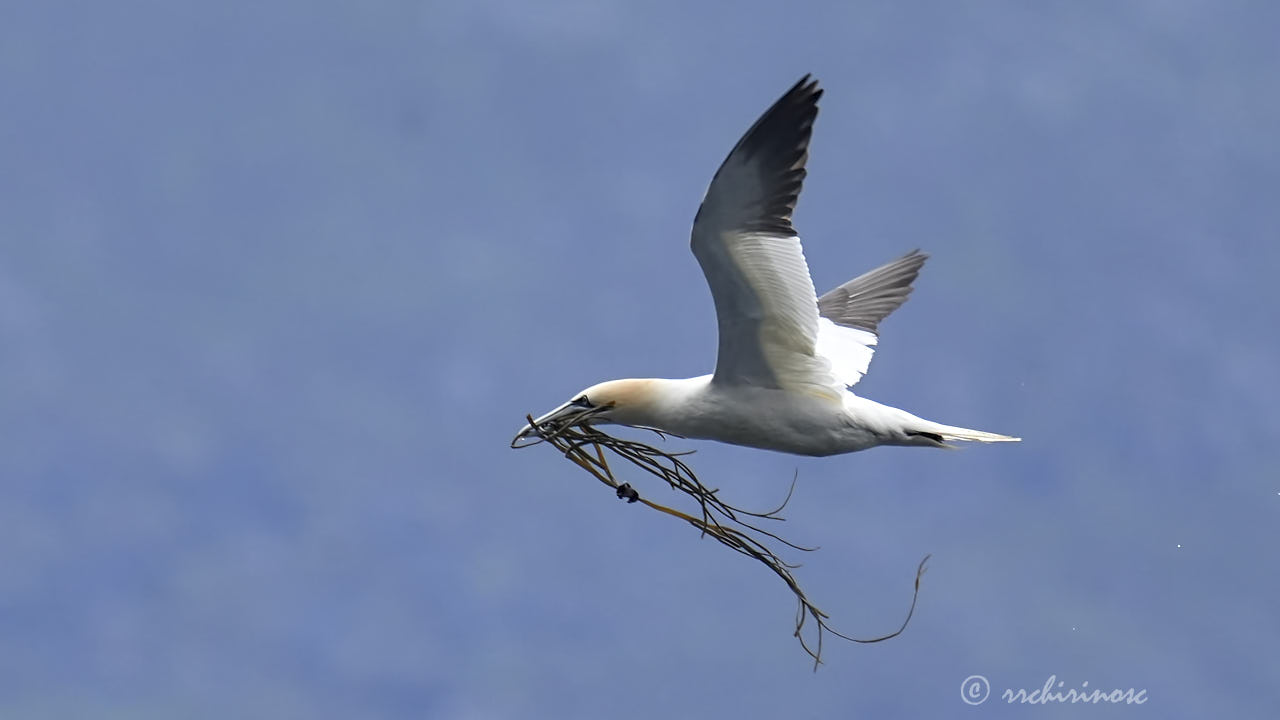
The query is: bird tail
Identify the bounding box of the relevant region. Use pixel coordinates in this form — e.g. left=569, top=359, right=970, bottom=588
left=848, top=396, right=1020, bottom=448
left=928, top=423, right=1021, bottom=444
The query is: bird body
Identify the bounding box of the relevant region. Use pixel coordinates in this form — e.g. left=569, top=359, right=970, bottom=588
left=561, top=376, right=1011, bottom=457
left=515, top=76, right=1019, bottom=456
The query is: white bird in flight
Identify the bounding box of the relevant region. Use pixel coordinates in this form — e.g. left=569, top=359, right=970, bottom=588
left=515, top=76, right=1019, bottom=456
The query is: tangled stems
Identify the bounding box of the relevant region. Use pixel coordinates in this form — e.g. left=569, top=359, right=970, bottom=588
left=513, top=408, right=929, bottom=668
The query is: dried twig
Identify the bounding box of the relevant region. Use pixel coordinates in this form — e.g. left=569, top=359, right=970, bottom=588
left=513, top=408, right=929, bottom=668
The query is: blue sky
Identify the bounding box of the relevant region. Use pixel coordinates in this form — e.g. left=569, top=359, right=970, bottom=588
left=2, top=1, right=1277, bottom=717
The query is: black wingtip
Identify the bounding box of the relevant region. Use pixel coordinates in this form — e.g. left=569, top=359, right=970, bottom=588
left=764, top=75, right=823, bottom=137
left=741, top=75, right=823, bottom=142
left=723, top=76, right=824, bottom=236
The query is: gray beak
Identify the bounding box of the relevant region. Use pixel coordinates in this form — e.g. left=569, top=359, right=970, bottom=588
left=511, top=402, right=575, bottom=448
left=512, top=420, right=538, bottom=446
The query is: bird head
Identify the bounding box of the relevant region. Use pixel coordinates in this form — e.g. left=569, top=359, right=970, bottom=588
left=511, top=379, right=659, bottom=447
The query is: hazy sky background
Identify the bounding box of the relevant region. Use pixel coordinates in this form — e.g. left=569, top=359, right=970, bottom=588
left=2, top=1, right=1277, bottom=717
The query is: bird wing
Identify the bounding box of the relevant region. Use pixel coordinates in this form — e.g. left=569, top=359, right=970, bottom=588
left=815, top=250, right=928, bottom=387
left=690, top=76, right=838, bottom=396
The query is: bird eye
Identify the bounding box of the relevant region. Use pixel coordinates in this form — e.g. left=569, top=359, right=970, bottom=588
left=571, top=396, right=592, bottom=408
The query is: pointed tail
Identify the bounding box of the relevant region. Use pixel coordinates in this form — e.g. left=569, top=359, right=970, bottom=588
left=929, top=423, right=1021, bottom=444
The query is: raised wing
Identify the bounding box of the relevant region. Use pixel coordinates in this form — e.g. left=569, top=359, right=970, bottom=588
left=818, top=249, right=927, bottom=333
left=690, top=76, right=836, bottom=394
left=815, top=250, right=928, bottom=387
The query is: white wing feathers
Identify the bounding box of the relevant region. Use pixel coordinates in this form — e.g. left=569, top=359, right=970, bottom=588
left=690, top=76, right=927, bottom=394
left=816, top=250, right=928, bottom=386
left=814, top=318, right=878, bottom=388
left=691, top=76, right=832, bottom=393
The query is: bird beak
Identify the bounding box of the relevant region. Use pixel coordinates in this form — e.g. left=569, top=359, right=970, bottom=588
left=511, top=402, right=576, bottom=448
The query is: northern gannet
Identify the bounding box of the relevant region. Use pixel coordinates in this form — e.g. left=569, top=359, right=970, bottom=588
left=515, top=76, right=1019, bottom=457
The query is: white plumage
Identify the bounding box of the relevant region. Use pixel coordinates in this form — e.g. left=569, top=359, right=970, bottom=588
left=515, top=76, right=1019, bottom=457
